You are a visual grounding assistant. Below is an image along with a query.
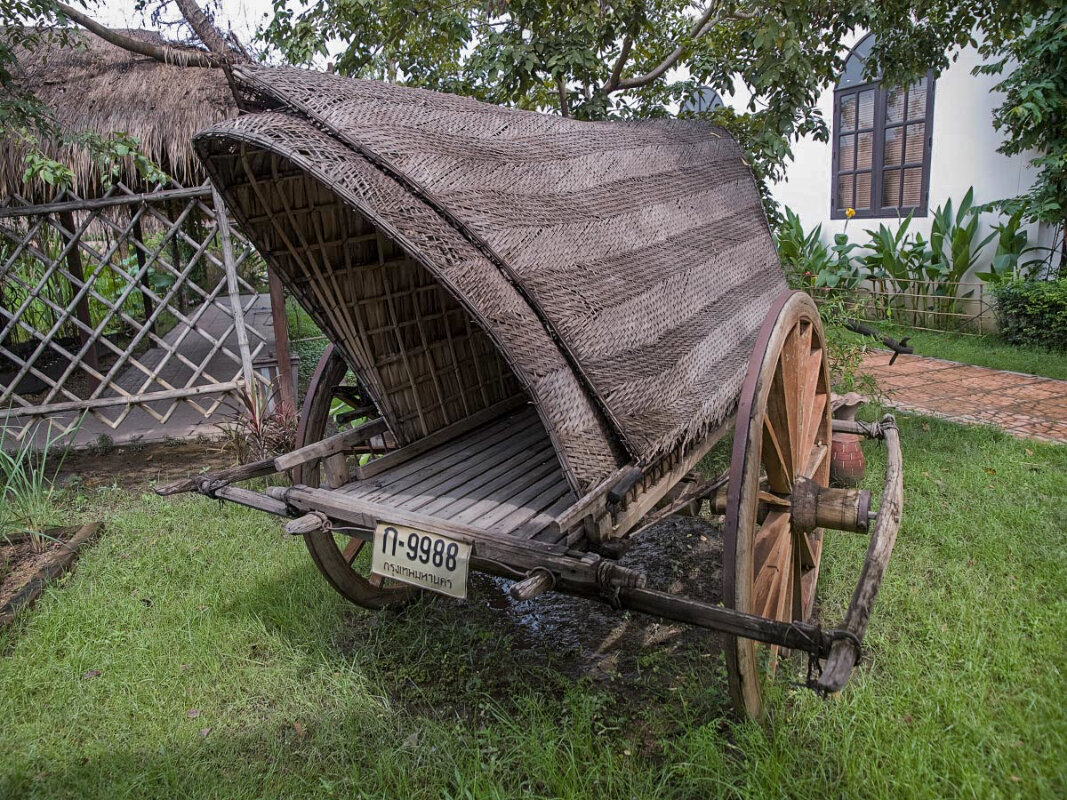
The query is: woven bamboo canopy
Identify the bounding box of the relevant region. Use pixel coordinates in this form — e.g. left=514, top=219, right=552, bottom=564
left=2, top=28, right=235, bottom=199
left=196, top=65, right=787, bottom=493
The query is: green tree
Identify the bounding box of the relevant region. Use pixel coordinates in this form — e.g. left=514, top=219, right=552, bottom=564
left=977, top=6, right=1067, bottom=269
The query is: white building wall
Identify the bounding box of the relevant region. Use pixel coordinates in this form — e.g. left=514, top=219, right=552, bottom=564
left=726, top=32, right=1057, bottom=266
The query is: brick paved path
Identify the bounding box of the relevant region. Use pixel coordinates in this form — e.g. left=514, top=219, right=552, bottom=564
left=862, top=351, right=1067, bottom=444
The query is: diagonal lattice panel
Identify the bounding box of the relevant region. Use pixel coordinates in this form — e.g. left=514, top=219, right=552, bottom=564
left=0, top=181, right=272, bottom=443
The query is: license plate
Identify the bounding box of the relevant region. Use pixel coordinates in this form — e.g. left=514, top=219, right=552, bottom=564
left=371, top=523, right=471, bottom=599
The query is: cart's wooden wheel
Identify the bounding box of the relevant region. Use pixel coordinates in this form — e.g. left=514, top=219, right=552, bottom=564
left=294, top=345, right=418, bottom=610
left=723, top=291, right=832, bottom=718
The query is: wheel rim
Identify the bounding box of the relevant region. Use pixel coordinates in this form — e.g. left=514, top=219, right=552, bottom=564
left=297, top=345, right=417, bottom=610
left=723, top=292, right=831, bottom=718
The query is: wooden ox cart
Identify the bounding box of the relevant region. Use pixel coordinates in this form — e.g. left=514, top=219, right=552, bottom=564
left=161, top=65, right=903, bottom=718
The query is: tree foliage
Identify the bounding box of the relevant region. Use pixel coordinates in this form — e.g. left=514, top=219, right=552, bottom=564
left=0, top=0, right=73, bottom=136
left=259, top=0, right=1051, bottom=212
left=977, top=6, right=1067, bottom=240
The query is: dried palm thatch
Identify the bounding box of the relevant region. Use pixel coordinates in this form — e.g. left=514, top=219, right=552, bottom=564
left=1, top=28, right=235, bottom=199
left=196, top=65, right=787, bottom=493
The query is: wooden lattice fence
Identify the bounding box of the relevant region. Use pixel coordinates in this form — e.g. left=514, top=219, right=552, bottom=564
left=0, top=181, right=272, bottom=445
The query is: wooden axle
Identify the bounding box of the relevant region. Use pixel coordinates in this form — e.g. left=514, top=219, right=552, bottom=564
left=509, top=570, right=555, bottom=601
left=790, top=477, right=871, bottom=534
left=245, top=490, right=835, bottom=657
left=706, top=480, right=871, bottom=534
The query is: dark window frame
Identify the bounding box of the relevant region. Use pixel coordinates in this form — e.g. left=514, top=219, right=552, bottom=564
left=830, top=37, right=936, bottom=220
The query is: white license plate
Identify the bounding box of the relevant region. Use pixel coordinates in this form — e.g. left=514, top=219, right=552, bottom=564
left=371, top=523, right=472, bottom=599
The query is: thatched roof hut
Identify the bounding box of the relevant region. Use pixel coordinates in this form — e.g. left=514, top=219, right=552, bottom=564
left=2, top=28, right=236, bottom=199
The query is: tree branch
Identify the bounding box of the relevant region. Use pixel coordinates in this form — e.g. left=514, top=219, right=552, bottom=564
left=610, top=2, right=722, bottom=93
left=605, top=36, right=632, bottom=92
left=556, top=77, right=570, bottom=117
left=174, top=0, right=246, bottom=61
left=54, top=2, right=219, bottom=69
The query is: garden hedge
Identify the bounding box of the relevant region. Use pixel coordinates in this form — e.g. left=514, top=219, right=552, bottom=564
left=994, top=279, right=1067, bottom=351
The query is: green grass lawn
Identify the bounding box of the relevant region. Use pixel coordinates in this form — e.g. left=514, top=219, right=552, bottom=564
left=848, top=324, right=1067, bottom=381
left=2, top=413, right=1065, bottom=798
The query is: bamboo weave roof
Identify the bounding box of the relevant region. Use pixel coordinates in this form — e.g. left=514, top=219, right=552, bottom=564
left=195, top=65, right=786, bottom=492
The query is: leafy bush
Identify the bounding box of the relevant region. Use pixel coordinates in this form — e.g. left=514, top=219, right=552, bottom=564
left=927, top=188, right=996, bottom=313
left=993, top=279, right=1067, bottom=351
left=929, top=188, right=995, bottom=286
left=776, top=189, right=1008, bottom=330
left=862, top=213, right=929, bottom=297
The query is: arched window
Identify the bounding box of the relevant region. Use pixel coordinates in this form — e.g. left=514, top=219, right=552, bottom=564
left=831, top=34, right=935, bottom=219
left=681, top=86, right=724, bottom=114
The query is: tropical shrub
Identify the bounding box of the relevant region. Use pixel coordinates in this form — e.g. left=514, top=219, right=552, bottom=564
left=861, top=214, right=925, bottom=295
left=993, top=279, right=1067, bottom=351
left=927, top=187, right=996, bottom=302
left=775, top=207, right=864, bottom=290
left=976, top=210, right=1045, bottom=285
left=775, top=191, right=1017, bottom=331
left=775, top=207, right=829, bottom=288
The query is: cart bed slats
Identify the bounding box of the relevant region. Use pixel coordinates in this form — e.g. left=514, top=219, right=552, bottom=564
left=357, top=410, right=541, bottom=498
left=341, top=406, right=576, bottom=540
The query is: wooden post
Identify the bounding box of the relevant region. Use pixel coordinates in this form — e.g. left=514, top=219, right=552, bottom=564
left=57, top=210, right=99, bottom=380
left=129, top=210, right=156, bottom=336
left=268, top=266, right=296, bottom=409
left=213, top=186, right=256, bottom=394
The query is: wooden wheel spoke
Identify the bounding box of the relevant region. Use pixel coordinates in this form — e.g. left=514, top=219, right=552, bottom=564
left=803, top=442, right=828, bottom=480
left=753, top=511, right=789, bottom=573
left=766, top=362, right=795, bottom=481
left=790, top=537, right=804, bottom=620
left=796, top=529, right=816, bottom=570
left=783, top=325, right=807, bottom=475
left=778, top=540, right=796, bottom=623
left=757, top=490, right=790, bottom=509
left=804, top=391, right=828, bottom=457
left=796, top=321, right=813, bottom=365
left=801, top=347, right=822, bottom=422
left=762, top=417, right=792, bottom=492
left=341, top=537, right=365, bottom=566
left=755, top=530, right=791, bottom=619
left=368, top=573, right=386, bottom=588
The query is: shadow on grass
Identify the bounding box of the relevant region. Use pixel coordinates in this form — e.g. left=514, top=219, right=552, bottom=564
left=213, top=515, right=736, bottom=729
left=5, top=515, right=742, bottom=799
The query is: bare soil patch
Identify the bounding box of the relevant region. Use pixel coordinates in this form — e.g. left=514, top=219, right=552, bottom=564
left=0, top=525, right=101, bottom=617
left=57, top=439, right=233, bottom=492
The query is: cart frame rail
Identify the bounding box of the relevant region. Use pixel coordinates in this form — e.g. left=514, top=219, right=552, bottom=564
left=160, top=409, right=902, bottom=693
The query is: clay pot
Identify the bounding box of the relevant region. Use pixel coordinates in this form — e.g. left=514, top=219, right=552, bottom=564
left=830, top=432, right=866, bottom=487
left=830, top=391, right=867, bottom=487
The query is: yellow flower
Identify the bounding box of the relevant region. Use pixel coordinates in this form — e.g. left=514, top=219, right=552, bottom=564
left=845, top=207, right=856, bottom=219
